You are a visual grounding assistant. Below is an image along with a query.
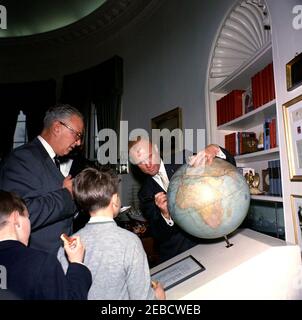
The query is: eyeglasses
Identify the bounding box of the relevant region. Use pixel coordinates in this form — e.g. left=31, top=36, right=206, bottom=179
left=59, top=121, right=83, bottom=141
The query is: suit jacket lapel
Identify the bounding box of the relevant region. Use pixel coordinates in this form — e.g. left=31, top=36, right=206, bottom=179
left=32, top=138, right=64, bottom=181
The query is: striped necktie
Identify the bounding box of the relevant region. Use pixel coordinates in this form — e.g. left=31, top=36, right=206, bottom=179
left=158, top=172, right=169, bottom=192
left=53, top=156, right=61, bottom=171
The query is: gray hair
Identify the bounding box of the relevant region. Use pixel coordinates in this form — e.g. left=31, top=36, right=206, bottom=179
left=43, top=104, right=84, bottom=129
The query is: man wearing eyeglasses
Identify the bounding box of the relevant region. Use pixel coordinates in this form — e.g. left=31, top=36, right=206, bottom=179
left=0, top=104, right=85, bottom=254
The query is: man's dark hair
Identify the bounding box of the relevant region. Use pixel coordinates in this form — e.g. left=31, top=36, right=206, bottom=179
left=73, top=167, right=119, bottom=213
left=0, top=190, right=27, bottom=229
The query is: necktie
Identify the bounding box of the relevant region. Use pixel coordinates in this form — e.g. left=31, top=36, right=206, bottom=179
left=158, top=172, right=169, bottom=192
left=53, top=156, right=61, bottom=171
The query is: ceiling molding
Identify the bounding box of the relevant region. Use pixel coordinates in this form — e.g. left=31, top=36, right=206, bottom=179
left=0, top=0, right=163, bottom=82
left=210, top=0, right=271, bottom=80
left=0, top=0, right=155, bottom=48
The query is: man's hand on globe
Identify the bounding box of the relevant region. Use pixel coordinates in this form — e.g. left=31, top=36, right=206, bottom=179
left=188, top=144, right=220, bottom=167
left=167, top=158, right=250, bottom=239
left=155, top=192, right=171, bottom=219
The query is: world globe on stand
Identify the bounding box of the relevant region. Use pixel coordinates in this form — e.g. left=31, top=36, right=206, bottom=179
left=167, top=158, right=250, bottom=239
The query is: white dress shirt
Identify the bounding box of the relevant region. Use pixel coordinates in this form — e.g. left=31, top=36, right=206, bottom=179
left=152, top=160, right=174, bottom=226
left=60, top=159, right=73, bottom=178
left=37, top=135, right=56, bottom=161
left=37, top=135, right=73, bottom=177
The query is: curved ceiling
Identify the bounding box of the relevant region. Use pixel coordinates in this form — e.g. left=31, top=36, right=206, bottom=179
left=0, top=0, right=106, bottom=37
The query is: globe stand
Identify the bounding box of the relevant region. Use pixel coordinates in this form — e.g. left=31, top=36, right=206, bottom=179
left=224, top=235, right=233, bottom=248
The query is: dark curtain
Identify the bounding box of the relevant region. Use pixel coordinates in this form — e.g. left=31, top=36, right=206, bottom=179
left=95, top=95, right=121, bottom=138
left=0, top=79, right=56, bottom=159
left=22, top=80, right=56, bottom=141
left=61, top=69, right=93, bottom=159
left=93, top=56, right=123, bottom=136
left=61, top=55, right=123, bottom=159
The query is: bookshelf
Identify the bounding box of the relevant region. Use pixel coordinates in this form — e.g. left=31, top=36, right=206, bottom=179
left=205, top=1, right=285, bottom=239
left=210, top=48, right=280, bottom=197
left=218, top=99, right=276, bottom=131
left=235, top=147, right=279, bottom=163
left=208, top=44, right=281, bottom=203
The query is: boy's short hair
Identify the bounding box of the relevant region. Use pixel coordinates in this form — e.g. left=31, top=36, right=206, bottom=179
left=73, top=167, right=119, bottom=213
left=0, top=190, right=27, bottom=229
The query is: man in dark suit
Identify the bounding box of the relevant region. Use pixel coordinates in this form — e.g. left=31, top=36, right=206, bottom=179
left=129, top=137, right=235, bottom=264
left=0, top=104, right=85, bottom=254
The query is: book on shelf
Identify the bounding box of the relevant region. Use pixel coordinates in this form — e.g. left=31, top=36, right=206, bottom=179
left=216, top=90, right=245, bottom=126
left=263, top=120, right=270, bottom=150
left=263, top=117, right=277, bottom=150
left=268, top=160, right=282, bottom=197
left=225, top=131, right=258, bottom=156
left=251, top=62, right=275, bottom=109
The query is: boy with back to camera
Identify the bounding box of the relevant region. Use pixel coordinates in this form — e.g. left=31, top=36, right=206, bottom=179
left=57, top=167, right=165, bottom=300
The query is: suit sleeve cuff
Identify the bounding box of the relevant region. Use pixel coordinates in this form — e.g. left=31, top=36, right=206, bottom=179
left=216, top=147, right=226, bottom=159
left=161, top=212, right=174, bottom=226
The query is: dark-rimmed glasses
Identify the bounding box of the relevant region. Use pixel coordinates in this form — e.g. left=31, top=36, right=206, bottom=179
left=59, top=121, right=83, bottom=141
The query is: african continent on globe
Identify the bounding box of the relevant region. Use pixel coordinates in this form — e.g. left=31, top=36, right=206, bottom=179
left=167, top=158, right=250, bottom=239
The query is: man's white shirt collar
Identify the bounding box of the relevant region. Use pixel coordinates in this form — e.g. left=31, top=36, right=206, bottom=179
left=37, top=135, right=56, bottom=160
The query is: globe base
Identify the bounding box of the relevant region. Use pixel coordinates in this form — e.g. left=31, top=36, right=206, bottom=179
left=224, top=235, right=233, bottom=248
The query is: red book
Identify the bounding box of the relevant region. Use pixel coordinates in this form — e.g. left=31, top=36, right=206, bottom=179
left=262, top=65, right=270, bottom=105
left=233, top=90, right=244, bottom=119
left=270, top=63, right=275, bottom=100
left=216, top=98, right=221, bottom=126
left=267, top=62, right=275, bottom=101
left=225, top=132, right=236, bottom=156
left=258, top=70, right=264, bottom=107
left=221, top=95, right=226, bottom=124
left=251, top=74, right=258, bottom=108
left=226, top=92, right=231, bottom=123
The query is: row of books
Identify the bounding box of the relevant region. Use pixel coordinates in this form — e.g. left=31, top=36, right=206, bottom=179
left=216, top=90, right=244, bottom=126
left=225, top=132, right=258, bottom=156
left=216, top=62, right=275, bottom=127
left=251, top=62, right=275, bottom=109
left=268, top=160, right=282, bottom=197
left=225, top=117, right=277, bottom=156
left=263, top=117, right=277, bottom=150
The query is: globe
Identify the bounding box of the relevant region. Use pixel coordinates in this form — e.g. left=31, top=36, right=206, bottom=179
left=167, top=158, right=250, bottom=239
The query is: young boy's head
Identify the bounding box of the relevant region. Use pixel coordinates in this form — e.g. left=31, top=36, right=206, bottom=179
left=0, top=190, right=30, bottom=245
left=73, top=168, right=120, bottom=217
